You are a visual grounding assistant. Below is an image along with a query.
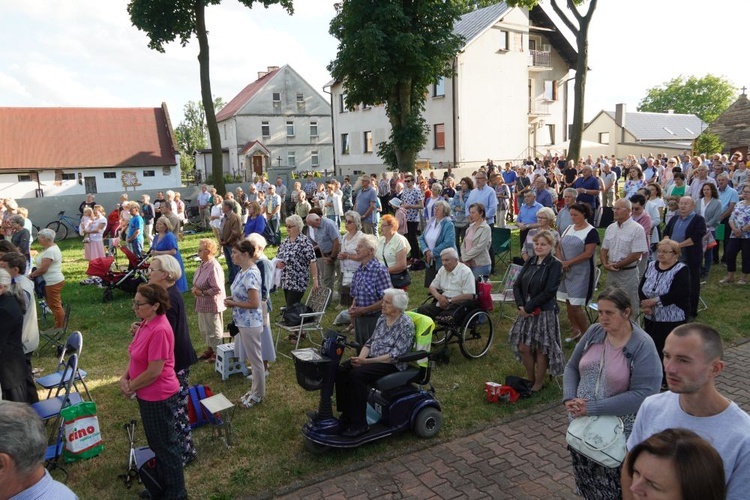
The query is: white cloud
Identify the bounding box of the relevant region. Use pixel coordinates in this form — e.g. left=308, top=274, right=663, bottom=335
left=0, top=73, right=31, bottom=99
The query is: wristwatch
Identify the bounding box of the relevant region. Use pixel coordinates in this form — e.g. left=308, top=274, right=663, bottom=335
left=448, top=297, right=452, bottom=304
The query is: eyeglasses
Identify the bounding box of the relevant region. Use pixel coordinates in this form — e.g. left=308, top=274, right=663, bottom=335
left=132, top=300, right=149, bottom=307
left=285, top=225, right=297, bottom=229
left=405, top=179, right=414, bottom=183
left=345, top=219, right=354, bottom=224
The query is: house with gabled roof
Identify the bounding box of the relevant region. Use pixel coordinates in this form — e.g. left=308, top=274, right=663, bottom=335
left=582, top=103, right=707, bottom=158
left=328, top=2, right=578, bottom=174
left=196, top=65, right=333, bottom=180
left=0, top=104, right=180, bottom=199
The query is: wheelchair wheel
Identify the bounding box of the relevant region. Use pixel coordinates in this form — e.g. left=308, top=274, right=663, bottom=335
left=459, top=310, right=494, bottom=359
left=414, top=407, right=442, bottom=438
left=431, top=325, right=448, bottom=347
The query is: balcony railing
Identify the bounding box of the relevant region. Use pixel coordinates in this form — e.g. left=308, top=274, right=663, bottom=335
left=528, top=100, right=550, bottom=116
left=529, top=50, right=551, bottom=68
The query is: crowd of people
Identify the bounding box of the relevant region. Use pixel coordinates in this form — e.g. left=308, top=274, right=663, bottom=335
left=0, top=149, right=748, bottom=498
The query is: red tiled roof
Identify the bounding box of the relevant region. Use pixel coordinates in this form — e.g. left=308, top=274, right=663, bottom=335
left=0, top=105, right=177, bottom=170
left=216, top=68, right=281, bottom=122
left=239, top=140, right=270, bottom=155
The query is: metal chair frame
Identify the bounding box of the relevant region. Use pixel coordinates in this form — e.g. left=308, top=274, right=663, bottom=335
left=274, top=287, right=332, bottom=358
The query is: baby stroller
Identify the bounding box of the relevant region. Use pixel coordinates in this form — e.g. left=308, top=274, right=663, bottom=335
left=86, top=246, right=150, bottom=302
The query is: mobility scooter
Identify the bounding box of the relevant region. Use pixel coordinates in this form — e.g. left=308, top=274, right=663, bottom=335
left=292, top=313, right=441, bottom=453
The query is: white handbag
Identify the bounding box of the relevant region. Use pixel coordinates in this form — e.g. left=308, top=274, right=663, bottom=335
left=566, top=347, right=627, bottom=468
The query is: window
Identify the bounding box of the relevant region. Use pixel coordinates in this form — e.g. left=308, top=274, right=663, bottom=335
left=272, top=92, right=281, bottom=103
left=311, top=150, right=319, bottom=167
left=286, top=120, right=295, bottom=137
left=296, top=93, right=304, bottom=102
left=341, top=133, right=350, bottom=155
left=287, top=151, right=296, bottom=166
left=310, top=121, right=318, bottom=137
left=547, top=124, right=556, bottom=145
left=143, top=170, right=155, bottom=177
left=544, top=80, right=558, bottom=101
left=434, top=124, right=445, bottom=149
left=61, top=173, right=75, bottom=181
left=434, top=77, right=445, bottom=97
left=599, top=132, right=610, bottom=145
left=498, top=30, right=509, bottom=51
left=103, top=172, right=116, bottom=179
left=17, top=174, right=32, bottom=182
left=339, top=93, right=348, bottom=113
left=261, top=121, right=270, bottom=137
left=364, top=131, right=373, bottom=153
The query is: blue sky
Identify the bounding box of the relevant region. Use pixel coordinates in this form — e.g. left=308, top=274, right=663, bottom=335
left=0, top=0, right=747, bottom=126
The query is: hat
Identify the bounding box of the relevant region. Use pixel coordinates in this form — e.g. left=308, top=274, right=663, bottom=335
left=389, top=198, right=402, bottom=208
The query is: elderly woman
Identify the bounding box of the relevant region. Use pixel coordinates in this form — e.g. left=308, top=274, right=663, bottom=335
left=460, top=202, right=492, bottom=278
left=563, top=287, right=662, bottom=500
left=697, top=182, right=722, bottom=278
left=8, top=215, right=30, bottom=266
left=520, top=207, right=558, bottom=262
left=225, top=240, right=265, bottom=409
left=295, top=191, right=312, bottom=219
left=243, top=201, right=267, bottom=238
left=151, top=217, right=189, bottom=293
left=423, top=183, right=443, bottom=220
left=557, top=203, right=600, bottom=342
left=147, top=255, right=198, bottom=465
left=120, top=283, right=186, bottom=498
left=335, top=288, right=415, bottom=437
left=337, top=211, right=364, bottom=306
left=0, top=268, right=37, bottom=404
left=191, top=238, right=226, bottom=363
left=722, top=184, right=750, bottom=284
left=376, top=213, right=411, bottom=289
left=276, top=214, right=319, bottom=306
left=290, top=181, right=302, bottom=213
left=638, top=238, right=690, bottom=386
left=29, top=229, right=65, bottom=329
left=418, top=200, right=456, bottom=286
left=350, top=234, right=392, bottom=346
left=81, top=206, right=107, bottom=261
left=209, top=194, right=224, bottom=241
left=509, top=230, right=565, bottom=392
left=247, top=233, right=276, bottom=380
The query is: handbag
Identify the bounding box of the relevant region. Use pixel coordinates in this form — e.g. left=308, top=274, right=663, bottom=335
left=383, top=250, right=411, bottom=288
left=227, top=321, right=239, bottom=337
left=282, top=303, right=314, bottom=326
left=476, top=276, right=493, bottom=311
left=565, top=348, right=627, bottom=468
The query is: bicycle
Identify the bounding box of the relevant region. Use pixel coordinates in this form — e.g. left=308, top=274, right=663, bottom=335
left=46, top=211, right=82, bottom=240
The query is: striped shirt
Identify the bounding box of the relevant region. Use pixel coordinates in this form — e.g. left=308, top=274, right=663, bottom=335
left=192, top=258, right=227, bottom=314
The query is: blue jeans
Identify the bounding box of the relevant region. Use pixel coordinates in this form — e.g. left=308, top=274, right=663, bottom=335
left=471, top=265, right=491, bottom=279
left=223, top=245, right=238, bottom=283
left=131, top=238, right=143, bottom=259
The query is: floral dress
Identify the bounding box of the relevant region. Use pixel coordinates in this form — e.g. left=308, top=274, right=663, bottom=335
left=276, top=234, right=317, bottom=293
left=230, top=265, right=263, bottom=328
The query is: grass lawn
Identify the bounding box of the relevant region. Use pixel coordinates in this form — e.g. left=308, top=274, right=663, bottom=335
left=35, top=226, right=748, bottom=499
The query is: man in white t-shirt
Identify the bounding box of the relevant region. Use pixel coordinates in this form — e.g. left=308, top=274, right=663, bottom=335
left=622, top=323, right=750, bottom=500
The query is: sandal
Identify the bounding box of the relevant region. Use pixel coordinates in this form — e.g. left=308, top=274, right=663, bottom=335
left=240, top=392, right=262, bottom=408
left=719, top=278, right=734, bottom=284
left=739, top=279, right=748, bottom=285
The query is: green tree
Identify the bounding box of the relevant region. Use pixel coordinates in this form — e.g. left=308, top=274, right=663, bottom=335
left=127, top=0, right=293, bottom=194
left=174, top=98, right=225, bottom=176
left=638, top=75, right=736, bottom=123
left=451, top=0, right=497, bottom=13
left=693, top=131, right=725, bottom=156
left=508, top=0, right=598, bottom=163
left=328, top=0, right=464, bottom=172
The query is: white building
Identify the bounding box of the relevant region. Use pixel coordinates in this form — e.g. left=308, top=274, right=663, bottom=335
left=0, top=104, right=180, bottom=199
left=198, top=65, right=334, bottom=180
left=328, top=2, right=577, bottom=175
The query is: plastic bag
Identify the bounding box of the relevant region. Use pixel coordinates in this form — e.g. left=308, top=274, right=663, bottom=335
left=476, top=278, right=494, bottom=312
left=62, top=401, right=104, bottom=462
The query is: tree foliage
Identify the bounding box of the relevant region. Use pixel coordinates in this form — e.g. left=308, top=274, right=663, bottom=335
left=508, top=0, right=597, bottom=163
left=174, top=98, right=225, bottom=173
left=693, top=131, right=725, bottom=156
left=328, top=0, right=464, bottom=172
left=638, top=75, right=736, bottom=123
left=451, top=0, right=497, bottom=14
left=128, top=0, right=293, bottom=194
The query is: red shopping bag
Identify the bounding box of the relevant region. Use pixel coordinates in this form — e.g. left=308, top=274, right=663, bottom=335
left=477, top=279, right=493, bottom=312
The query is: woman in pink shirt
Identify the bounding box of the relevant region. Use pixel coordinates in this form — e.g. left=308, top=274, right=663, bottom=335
left=120, top=283, right=186, bottom=499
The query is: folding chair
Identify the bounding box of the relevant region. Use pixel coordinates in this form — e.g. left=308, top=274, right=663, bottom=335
left=37, top=303, right=71, bottom=357
left=274, top=287, right=332, bottom=358
left=491, top=227, right=512, bottom=270
left=36, top=331, right=92, bottom=402
left=489, top=263, right=523, bottom=320
left=44, top=418, right=68, bottom=481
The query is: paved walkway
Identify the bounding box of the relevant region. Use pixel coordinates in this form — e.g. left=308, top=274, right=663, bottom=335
left=274, top=340, right=750, bottom=500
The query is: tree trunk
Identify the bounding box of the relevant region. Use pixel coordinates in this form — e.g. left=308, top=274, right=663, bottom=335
left=195, top=0, right=225, bottom=195
left=386, top=81, right=417, bottom=173
left=568, top=30, right=587, bottom=163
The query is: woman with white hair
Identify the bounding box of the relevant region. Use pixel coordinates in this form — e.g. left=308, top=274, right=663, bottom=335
left=0, top=267, right=38, bottom=403
left=350, top=234, right=391, bottom=345
left=520, top=206, right=558, bottom=263
left=335, top=288, right=415, bottom=437
left=276, top=214, right=319, bottom=307
left=29, top=228, right=66, bottom=329
left=418, top=200, right=457, bottom=285
left=337, top=210, right=364, bottom=306
left=8, top=215, right=30, bottom=265
left=423, top=183, right=443, bottom=220
left=146, top=255, right=198, bottom=465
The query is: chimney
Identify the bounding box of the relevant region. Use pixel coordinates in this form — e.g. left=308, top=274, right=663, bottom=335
left=267, top=66, right=280, bottom=72
left=615, top=103, right=626, bottom=127
left=257, top=71, right=268, bottom=79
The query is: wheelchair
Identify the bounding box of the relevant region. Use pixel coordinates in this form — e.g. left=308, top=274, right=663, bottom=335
left=428, top=299, right=494, bottom=361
